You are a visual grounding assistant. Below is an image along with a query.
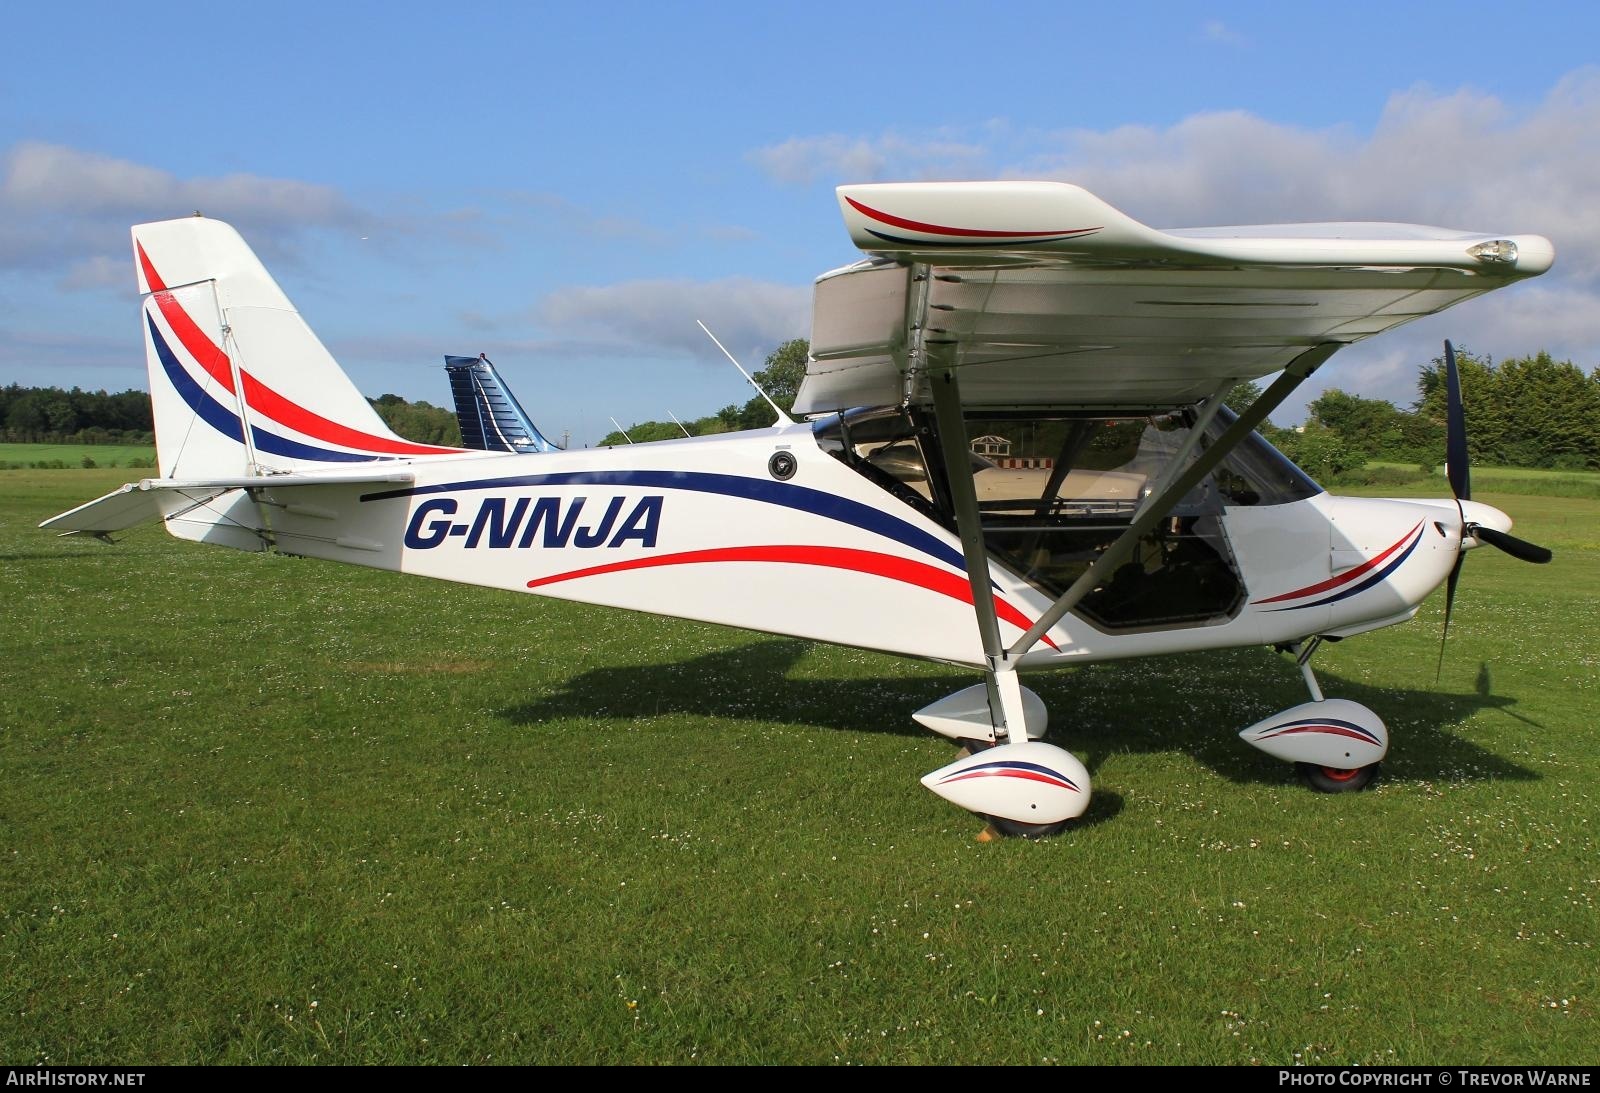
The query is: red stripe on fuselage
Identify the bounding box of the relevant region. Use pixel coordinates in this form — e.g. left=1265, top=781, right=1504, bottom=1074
left=525, top=545, right=1059, bottom=650
left=1251, top=521, right=1424, bottom=605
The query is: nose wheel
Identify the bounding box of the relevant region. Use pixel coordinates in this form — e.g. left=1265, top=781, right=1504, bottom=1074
left=982, top=814, right=1075, bottom=839
left=1297, top=761, right=1381, bottom=793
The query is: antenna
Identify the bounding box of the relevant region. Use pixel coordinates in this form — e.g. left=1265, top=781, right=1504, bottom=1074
left=609, top=416, right=635, bottom=444
left=696, top=319, right=795, bottom=426
left=667, top=410, right=692, bottom=438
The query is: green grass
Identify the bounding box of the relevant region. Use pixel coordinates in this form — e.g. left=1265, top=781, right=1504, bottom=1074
left=1360, top=462, right=1600, bottom=500
left=0, top=442, right=156, bottom=470
left=3, top=471, right=1596, bottom=1064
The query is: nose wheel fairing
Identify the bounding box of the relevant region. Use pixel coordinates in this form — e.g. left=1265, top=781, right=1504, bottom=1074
left=1239, top=698, right=1389, bottom=770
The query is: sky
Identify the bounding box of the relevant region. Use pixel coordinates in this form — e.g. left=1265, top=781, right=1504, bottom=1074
left=3, top=2, right=1598, bottom=446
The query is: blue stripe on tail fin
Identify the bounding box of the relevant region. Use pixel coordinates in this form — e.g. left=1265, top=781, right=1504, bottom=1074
left=444, top=354, right=560, bottom=453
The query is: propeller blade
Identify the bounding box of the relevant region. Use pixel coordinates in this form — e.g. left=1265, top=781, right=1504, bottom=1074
left=1473, top=525, right=1554, bottom=564
left=1439, top=339, right=1470, bottom=682
left=1444, top=340, right=1471, bottom=502
left=1435, top=554, right=1465, bottom=684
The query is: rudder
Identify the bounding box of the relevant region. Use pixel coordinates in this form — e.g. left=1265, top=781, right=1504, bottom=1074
left=134, top=216, right=461, bottom=482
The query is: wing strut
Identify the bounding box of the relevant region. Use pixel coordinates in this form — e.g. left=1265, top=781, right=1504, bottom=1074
left=926, top=340, right=1032, bottom=741
left=1007, top=341, right=1343, bottom=658
left=1131, top=386, right=1231, bottom=520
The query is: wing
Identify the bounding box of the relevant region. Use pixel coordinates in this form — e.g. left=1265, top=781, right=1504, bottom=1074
left=796, top=181, right=1554, bottom=414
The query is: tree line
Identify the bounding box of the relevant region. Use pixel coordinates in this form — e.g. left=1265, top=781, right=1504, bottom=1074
left=0, top=382, right=463, bottom=448
left=601, top=342, right=1600, bottom=475
left=1, top=384, right=155, bottom=445
left=1265, top=348, right=1600, bottom=480
left=596, top=339, right=811, bottom=445
left=367, top=393, right=461, bottom=446
left=7, top=343, right=1596, bottom=474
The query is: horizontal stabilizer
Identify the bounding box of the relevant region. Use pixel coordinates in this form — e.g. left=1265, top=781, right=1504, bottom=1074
left=41, top=483, right=175, bottom=534
left=147, top=470, right=416, bottom=490
left=40, top=470, right=415, bottom=536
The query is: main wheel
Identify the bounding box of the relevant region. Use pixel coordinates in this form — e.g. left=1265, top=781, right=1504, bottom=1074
left=982, top=814, right=1073, bottom=839
left=1297, top=761, right=1380, bottom=793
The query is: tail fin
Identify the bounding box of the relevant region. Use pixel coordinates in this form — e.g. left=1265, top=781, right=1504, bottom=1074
left=443, top=353, right=560, bottom=452
left=134, top=216, right=462, bottom=482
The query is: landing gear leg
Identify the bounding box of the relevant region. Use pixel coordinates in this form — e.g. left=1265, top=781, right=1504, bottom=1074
left=1289, top=636, right=1326, bottom=702
left=918, top=357, right=1090, bottom=834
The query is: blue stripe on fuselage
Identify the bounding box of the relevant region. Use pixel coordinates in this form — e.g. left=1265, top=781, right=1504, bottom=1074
left=360, top=469, right=966, bottom=571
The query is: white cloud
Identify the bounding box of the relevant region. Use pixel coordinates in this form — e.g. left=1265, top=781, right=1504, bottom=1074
left=57, top=255, right=126, bottom=293
left=0, top=325, right=142, bottom=381
left=752, top=70, right=1600, bottom=276
left=2, top=142, right=353, bottom=224
left=538, top=277, right=810, bottom=363
left=750, top=133, right=989, bottom=187
left=1201, top=20, right=1246, bottom=46
left=752, top=136, right=887, bottom=186
left=1008, top=69, right=1600, bottom=281
left=0, top=141, right=373, bottom=280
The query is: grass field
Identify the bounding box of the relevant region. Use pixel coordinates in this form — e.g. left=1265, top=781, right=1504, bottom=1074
left=1363, top=462, right=1600, bottom=500
left=3, top=470, right=1596, bottom=1064
left=0, top=442, right=156, bottom=470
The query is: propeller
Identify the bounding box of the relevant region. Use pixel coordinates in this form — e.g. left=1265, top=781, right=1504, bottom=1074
left=1471, top=524, right=1552, bottom=564
left=1435, top=341, right=1552, bottom=681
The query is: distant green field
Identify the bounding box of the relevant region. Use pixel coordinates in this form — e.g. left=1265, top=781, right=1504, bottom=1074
left=0, top=442, right=155, bottom=470
left=1371, top=461, right=1600, bottom=482
left=3, top=471, right=1595, bottom=1064
left=1362, top=461, right=1600, bottom=499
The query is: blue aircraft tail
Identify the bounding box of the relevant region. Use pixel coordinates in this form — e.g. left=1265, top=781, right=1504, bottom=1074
left=444, top=354, right=560, bottom=453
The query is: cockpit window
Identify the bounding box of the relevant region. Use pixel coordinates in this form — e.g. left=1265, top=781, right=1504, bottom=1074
left=1204, top=406, right=1323, bottom=506
left=813, top=402, right=1322, bottom=632
left=951, top=410, right=1243, bottom=629
left=812, top=407, right=944, bottom=521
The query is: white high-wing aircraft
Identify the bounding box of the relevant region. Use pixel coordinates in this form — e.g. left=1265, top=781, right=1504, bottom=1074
left=45, top=182, right=1555, bottom=836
